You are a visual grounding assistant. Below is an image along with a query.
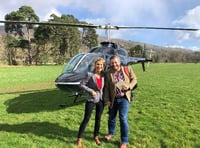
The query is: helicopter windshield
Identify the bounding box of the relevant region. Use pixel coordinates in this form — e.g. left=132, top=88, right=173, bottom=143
left=74, top=53, right=100, bottom=73
left=62, top=53, right=85, bottom=73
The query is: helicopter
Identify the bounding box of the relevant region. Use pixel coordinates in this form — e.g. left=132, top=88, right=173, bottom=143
left=0, top=20, right=199, bottom=103
left=54, top=41, right=152, bottom=103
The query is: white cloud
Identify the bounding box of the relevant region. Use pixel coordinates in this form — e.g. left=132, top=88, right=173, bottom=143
left=173, top=5, right=200, bottom=41
left=43, top=8, right=61, bottom=21
left=0, top=0, right=171, bottom=25
left=168, top=44, right=200, bottom=52
left=174, top=6, right=200, bottom=27
left=189, top=46, right=200, bottom=51
left=0, top=0, right=74, bottom=20
left=167, top=45, right=186, bottom=49
left=82, top=0, right=169, bottom=26
left=83, top=18, right=107, bottom=25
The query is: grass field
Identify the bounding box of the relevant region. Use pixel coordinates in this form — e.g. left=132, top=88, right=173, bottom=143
left=0, top=63, right=200, bottom=148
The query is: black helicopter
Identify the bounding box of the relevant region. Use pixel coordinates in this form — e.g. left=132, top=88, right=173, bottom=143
left=54, top=41, right=151, bottom=95
left=0, top=20, right=199, bottom=102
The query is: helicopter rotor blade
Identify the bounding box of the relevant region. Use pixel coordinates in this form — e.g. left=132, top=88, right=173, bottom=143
left=0, top=20, right=118, bottom=29
left=0, top=20, right=99, bottom=28
left=0, top=20, right=199, bottom=31
left=116, top=26, right=199, bottom=31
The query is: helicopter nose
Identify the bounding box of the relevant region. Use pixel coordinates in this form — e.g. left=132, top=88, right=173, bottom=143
left=55, top=72, right=86, bottom=92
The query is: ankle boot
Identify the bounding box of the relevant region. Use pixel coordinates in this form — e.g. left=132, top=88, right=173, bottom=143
left=94, top=136, right=101, bottom=145
left=77, top=138, right=83, bottom=148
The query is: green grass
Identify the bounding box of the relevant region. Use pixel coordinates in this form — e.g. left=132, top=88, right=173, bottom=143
left=0, top=63, right=200, bottom=148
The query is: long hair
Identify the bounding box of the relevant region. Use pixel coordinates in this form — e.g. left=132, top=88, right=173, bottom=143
left=93, top=57, right=106, bottom=72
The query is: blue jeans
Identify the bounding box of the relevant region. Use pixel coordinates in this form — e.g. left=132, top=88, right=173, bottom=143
left=108, top=97, right=129, bottom=144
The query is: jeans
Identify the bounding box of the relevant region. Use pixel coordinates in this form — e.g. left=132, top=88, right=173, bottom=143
left=108, top=97, right=129, bottom=144
left=78, top=100, right=104, bottom=138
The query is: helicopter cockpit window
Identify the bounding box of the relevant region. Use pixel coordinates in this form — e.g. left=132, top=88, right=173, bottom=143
left=117, top=49, right=127, bottom=56
left=75, top=54, right=99, bottom=73
left=62, top=53, right=84, bottom=73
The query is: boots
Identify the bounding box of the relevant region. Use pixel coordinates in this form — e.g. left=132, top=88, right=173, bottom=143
left=120, top=143, right=127, bottom=148
left=77, top=138, right=82, bottom=148
left=94, top=136, right=101, bottom=145
left=77, top=137, right=101, bottom=147
left=104, top=135, right=112, bottom=141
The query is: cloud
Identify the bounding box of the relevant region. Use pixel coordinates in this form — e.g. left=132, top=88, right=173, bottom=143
left=173, top=5, right=200, bottom=41
left=174, top=5, right=200, bottom=27
left=79, top=0, right=171, bottom=41
left=43, top=8, right=62, bottom=21
left=0, top=0, right=74, bottom=20
left=0, top=0, right=171, bottom=25
left=190, top=46, right=200, bottom=51
left=168, top=44, right=200, bottom=51
left=79, top=0, right=170, bottom=26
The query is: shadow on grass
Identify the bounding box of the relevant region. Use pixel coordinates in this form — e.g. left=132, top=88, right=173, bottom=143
left=0, top=122, right=120, bottom=146
left=0, top=122, right=76, bottom=143
left=4, top=88, right=85, bottom=114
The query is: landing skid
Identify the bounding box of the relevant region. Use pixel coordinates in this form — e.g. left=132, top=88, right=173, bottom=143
left=59, top=92, right=83, bottom=107
left=71, top=92, right=83, bottom=103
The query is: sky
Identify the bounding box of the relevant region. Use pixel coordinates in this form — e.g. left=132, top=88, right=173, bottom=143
left=0, top=0, right=200, bottom=51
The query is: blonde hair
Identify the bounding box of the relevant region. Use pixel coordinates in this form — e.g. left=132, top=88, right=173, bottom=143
left=94, top=57, right=106, bottom=66
left=92, top=57, right=106, bottom=72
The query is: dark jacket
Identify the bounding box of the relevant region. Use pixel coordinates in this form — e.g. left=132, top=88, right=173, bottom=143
left=80, top=72, right=105, bottom=103
left=103, top=66, right=137, bottom=108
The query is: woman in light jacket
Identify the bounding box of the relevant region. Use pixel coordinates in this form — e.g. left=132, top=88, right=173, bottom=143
left=77, top=57, right=105, bottom=148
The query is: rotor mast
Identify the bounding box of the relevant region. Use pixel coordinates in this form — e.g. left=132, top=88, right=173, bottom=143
left=98, top=24, right=119, bottom=42
left=105, top=28, right=110, bottom=41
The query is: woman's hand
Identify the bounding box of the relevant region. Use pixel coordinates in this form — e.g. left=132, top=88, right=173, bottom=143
left=122, top=84, right=129, bottom=91
left=92, top=91, right=97, bottom=96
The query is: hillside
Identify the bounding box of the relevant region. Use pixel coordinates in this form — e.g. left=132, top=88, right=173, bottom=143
left=99, top=36, right=193, bottom=54
left=98, top=36, right=198, bottom=62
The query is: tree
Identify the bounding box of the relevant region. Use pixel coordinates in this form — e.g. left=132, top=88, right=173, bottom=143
left=4, top=35, right=19, bottom=65
left=33, top=14, right=84, bottom=64
left=48, top=14, right=81, bottom=64
left=3, top=7, right=99, bottom=65
left=129, top=44, right=143, bottom=57
left=81, top=22, right=98, bottom=49
left=4, top=5, right=39, bottom=65
left=5, top=11, right=24, bottom=36
left=33, top=25, right=53, bottom=64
